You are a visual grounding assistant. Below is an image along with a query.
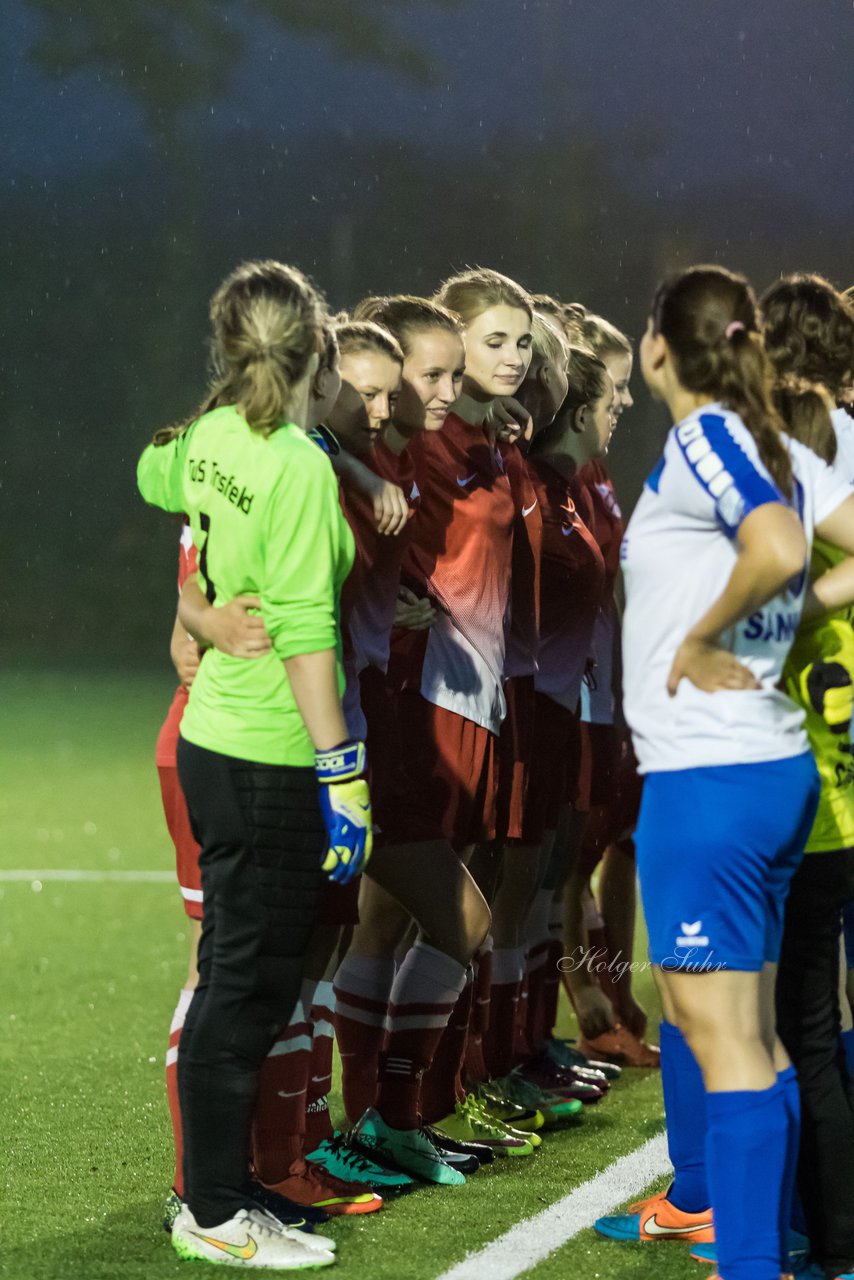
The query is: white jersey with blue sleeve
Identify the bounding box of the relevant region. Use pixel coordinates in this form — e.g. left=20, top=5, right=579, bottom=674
left=831, top=408, right=854, bottom=486
left=621, top=403, right=852, bottom=773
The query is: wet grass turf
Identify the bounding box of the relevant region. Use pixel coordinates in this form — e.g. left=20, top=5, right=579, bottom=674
left=1, top=671, right=706, bottom=1280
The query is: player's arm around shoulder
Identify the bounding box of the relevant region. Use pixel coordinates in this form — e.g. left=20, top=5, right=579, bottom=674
left=261, top=434, right=354, bottom=661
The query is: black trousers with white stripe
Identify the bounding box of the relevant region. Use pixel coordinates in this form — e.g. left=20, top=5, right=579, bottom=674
left=176, top=737, right=325, bottom=1227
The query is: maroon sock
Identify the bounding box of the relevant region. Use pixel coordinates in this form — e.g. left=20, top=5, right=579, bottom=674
left=333, top=953, right=395, bottom=1125
left=513, top=968, right=532, bottom=1065
left=541, top=939, right=564, bottom=1044
left=420, top=969, right=475, bottom=1124
left=252, top=983, right=314, bottom=1183
left=526, top=941, right=550, bottom=1056
left=463, top=941, right=493, bottom=1086
left=304, top=980, right=335, bottom=1153
left=376, top=942, right=466, bottom=1131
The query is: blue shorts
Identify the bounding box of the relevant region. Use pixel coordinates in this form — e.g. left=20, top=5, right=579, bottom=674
left=636, top=752, right=819, bottom=973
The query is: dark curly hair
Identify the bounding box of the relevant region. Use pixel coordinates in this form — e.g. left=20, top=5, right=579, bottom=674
left=761, top=273, right=854, bottom=402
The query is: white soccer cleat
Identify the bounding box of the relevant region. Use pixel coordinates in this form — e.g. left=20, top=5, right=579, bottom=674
left=171, top=1203, right=336, bottom=1269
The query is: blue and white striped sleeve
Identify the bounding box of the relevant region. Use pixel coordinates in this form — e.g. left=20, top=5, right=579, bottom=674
left=672, top=411, right=785, bottom=539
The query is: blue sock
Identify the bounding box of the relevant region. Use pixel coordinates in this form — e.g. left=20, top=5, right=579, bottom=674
left=790, top=1186, right=808, bottom=1239
left=842, top=1027, right=854, bottom=1077
left=706, top=1082, right=788, bottom=1280
left=659, top=1020, right=709, bottom=1212
left=777, top=1065, right=800, bottom=1269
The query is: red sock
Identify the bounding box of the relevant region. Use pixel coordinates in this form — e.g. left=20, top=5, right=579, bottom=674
left=420, top=966, right=475, bottom=1124
left=304, top=980, right=335, bottom=1154
left=513, top=967, right=532, bottom=1065
left=525, top=940, right=550, bottom=1056
left=464, top=940, right=493, bottom=1086
left=473, top=939, right=493, bottom=1038
left=541, top=903, right=565, bottom=1043
left=464, top=1033, right=488, bottom=1087
left=377, top=942, right=466, bottom=1130
left=166, top=987, right=193, bottom=1197
left=541, top=939, right=564, bottom=1044
left=484, top=946, right=526, bottom=1079
left=252, top=980, right=315, bottom=1183
left=333, top=953, right=396, bottom=1124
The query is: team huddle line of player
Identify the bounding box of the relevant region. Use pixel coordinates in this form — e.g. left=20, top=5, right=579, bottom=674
left=137, top=263, right=854, bottom=1280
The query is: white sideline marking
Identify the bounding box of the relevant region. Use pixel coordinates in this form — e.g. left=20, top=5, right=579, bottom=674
left=0, top=869, right=174, bottom=883
left=436, top=1132, right=669, bottom=1280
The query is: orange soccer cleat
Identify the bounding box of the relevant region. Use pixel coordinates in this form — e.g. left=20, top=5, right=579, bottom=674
left=595, top=1189, right=713, bottom=1243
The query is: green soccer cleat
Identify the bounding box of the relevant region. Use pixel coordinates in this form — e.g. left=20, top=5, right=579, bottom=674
left=493, top=1070, right=584, bottom=1126
left=474, top=1082, right=545, bottom=1132
left=464, top=1094, right=541, bottom=1150
left=171, top=1203, right=335, bottom=1269
left=307, top=1133, right=414, bottom=1190
left=348, top=1107, right=466, bottom=1185
left=434, top=1095, right=536, bottom=1156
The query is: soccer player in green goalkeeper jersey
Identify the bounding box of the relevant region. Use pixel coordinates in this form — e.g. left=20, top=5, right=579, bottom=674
left=137, top=260, right=373, bottom=1270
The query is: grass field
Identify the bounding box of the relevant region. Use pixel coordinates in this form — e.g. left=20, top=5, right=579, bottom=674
left=2, top=670, right=709, bottom=1280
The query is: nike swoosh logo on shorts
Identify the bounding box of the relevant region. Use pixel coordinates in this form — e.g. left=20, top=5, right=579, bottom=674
left=522, top=502, right=537, bottom=517
left=644, top=1215, right=712, bottom=1237
left=191, top=1231, right=258, bottom=1259
left=456, top=473, right=478, bottom=487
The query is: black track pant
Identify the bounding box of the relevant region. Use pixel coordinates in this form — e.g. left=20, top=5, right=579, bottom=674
left=775, top=846, right=854, bottom=1280
left=176, top=737, right=325, bottom=1227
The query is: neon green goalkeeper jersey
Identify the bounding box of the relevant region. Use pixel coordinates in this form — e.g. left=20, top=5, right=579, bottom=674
left=138, top=405, right=354, bottom=766
left=783, top=535, right=854, bottom=854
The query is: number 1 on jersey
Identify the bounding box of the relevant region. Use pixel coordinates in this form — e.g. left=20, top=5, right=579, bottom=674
left=198, top=512, right=216, bottom=603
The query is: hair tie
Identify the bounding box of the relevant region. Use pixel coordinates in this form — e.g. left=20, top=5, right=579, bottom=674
left=725, top=320, right=746, bottom=339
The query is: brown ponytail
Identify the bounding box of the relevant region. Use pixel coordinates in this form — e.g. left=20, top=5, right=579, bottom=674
left=560, top=302, right=632, bottom=361
left=152, top=259, right=326, bottom=443
left=652, top=265, right=793, bottom=498
left=771, top=374, right=837, bottom=465
left=352, top=295, right=461, bottom=357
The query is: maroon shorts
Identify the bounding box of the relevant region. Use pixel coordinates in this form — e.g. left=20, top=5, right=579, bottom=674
left=495, top=675, right=537, bottom=845
left=157, top=764, right=203, bottom=920
left=576, top=721, right=618, bottom=813
left=578, top=732, right=643, bottom=873
left=368, top=680, right=498, bottom=850
left=318, top=878, right=361, bottom=927
left=526, top=694, right=581, bottom=837
left=604, top=735, right=643, bottom=846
